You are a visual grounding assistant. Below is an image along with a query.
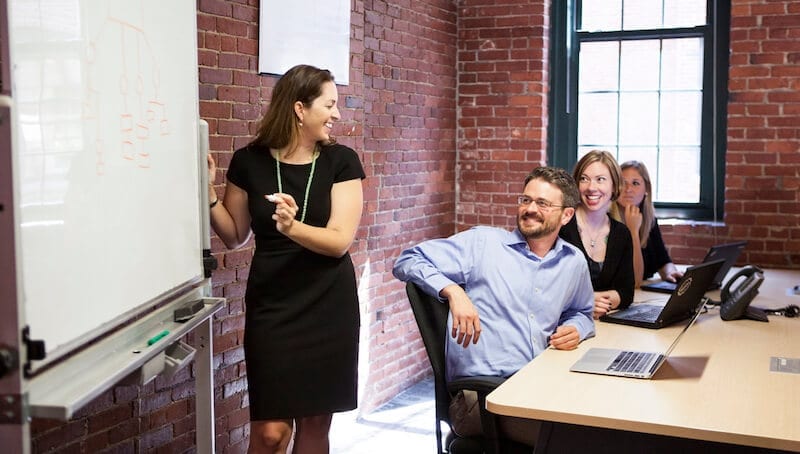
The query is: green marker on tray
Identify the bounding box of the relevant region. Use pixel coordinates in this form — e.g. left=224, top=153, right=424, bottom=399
left=147, top=330, right=170, bottom=346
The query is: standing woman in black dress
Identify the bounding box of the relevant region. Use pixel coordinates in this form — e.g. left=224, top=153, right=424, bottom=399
left=207, top=64, right=365, bottom=454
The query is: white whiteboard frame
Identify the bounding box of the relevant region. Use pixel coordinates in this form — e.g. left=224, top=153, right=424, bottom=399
left=257, top=0, right=351, bottom=85
left=0, top=95, right=30, bottom=453
left=1, top=1, right=28, bottom=450
left=1, top=2, right=221, bottom=452
left=6, top=0, right=206, bottom=373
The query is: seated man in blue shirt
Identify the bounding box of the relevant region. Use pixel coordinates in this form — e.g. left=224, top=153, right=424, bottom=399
left=393, top=166, right=595, bottom=447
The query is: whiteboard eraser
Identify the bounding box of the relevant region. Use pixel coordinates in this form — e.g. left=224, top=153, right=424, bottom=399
left=173, top=299, right=205, bottom=323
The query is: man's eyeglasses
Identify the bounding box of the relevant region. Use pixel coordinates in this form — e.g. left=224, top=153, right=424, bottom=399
left=518, top=196, right=566, bottom=211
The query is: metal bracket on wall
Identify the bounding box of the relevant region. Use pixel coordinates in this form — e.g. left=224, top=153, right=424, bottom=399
left=22, top=326, right=45, bottom=378
left=0, top=393, right=26, bottom=425
left=202, top=249, right=218, bottom=278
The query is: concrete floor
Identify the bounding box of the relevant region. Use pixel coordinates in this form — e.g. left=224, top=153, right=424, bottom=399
left=330, top=376, right=444, bottom=453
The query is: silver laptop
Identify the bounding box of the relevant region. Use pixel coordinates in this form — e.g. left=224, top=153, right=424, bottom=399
left=641, top=241, right=746, bottom=294
left=570, top=301, right=705, bottom=379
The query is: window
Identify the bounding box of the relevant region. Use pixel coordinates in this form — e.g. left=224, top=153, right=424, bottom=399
left=548, top=0, right=730, bottom=220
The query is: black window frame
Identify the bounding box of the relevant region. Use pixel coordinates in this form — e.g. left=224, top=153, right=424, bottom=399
left=547, top=0, right=730, bottom=221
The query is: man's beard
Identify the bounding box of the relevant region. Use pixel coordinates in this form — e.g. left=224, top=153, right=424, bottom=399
left=518, top=213, right=558, bottom=240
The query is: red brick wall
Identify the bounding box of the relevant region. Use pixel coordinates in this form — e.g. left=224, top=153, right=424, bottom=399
left=659, top=1, right=800, bottom=268
left=19, top=0, right=799, bottom=452
left=359, top=0, right=458, bottom=411
left=198, top=2, right=263, bottom=450
left=456, top=1, right=551, bottom=230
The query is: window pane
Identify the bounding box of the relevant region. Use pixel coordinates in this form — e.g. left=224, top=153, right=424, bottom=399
left=582, top=0, right=706, bottom=32
left=578, top=93, right=618, bottom=146
left=579, top=146, right=618, bottom=160
left=618, top=147, right=660, bottom=200
left=664, top=0, right=706, bottom=27
left=580, top=0, right=622, bottom=32
left=568, top=0, right=715, bottom=212
left=660, top=91, right=702, bottom=146
left=661, top=38, right=703, bottom=90
left=579, top=42, right=620, bottom=92
left=618, top=147, right=658, bottom=172
left=618, top=92, right=658, bottom=145
left=620, top=40, right=660, bottom=91
left=623, top=0, right=663, bottom=30
left=657, top=147, right=700, bottom=203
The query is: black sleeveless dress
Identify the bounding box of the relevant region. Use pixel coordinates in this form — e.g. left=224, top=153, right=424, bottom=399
left=227, top=143, right=364, bottom=420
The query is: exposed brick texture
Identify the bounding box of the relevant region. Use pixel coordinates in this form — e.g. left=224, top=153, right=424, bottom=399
left=359, top=0, right=458, bottom=412
left=456, top=0, right=551, bottom=230
left=13, top=0, right=798, bottom=452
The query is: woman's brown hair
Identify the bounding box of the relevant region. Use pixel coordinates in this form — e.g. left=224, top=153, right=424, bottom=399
left=251, top=64, right=336, bottom=152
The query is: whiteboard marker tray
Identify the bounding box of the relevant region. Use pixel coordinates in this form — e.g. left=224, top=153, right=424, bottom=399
left=26, top=291, right=224, bottom=420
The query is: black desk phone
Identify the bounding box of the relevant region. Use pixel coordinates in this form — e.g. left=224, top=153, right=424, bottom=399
left=720, top=265, right=767, bottom=322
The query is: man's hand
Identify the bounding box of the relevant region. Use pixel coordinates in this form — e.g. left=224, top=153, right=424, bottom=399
left=549, top=325, right=579, bottom=350
left=440, top=285, right=481, bottom=348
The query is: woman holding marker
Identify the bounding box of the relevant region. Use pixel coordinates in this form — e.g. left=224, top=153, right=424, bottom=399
left=207, top=64, right=364, bottom=454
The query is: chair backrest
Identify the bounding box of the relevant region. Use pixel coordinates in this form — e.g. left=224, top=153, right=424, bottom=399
left=406, top=282, right=523, bottom=454
left=406, top=282, right=452, bottom=453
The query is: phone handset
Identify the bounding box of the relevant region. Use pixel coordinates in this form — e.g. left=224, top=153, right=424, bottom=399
left=719, top=265, right=767, bottom=322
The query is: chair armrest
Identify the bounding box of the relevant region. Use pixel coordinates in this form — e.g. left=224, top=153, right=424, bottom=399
left=446, top=375, right=506, bottom=395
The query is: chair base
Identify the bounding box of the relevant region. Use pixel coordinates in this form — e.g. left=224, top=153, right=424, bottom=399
left=447, top=431, right=532, bottom=454
left=447, top=434, right=484, bottom=454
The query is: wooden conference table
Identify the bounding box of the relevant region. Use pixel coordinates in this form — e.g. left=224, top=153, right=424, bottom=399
left=486, top=268, right=800, bottom=452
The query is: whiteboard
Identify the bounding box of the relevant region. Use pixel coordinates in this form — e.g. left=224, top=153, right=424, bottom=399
left=7, top=0, right=203, bottom=368
left=258, top=0, right=351, bottom=85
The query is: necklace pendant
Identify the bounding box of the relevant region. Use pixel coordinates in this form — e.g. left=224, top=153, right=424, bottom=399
left=590, top=240, right=596, bottom=248
left=275, top=150, right=318, bottom=224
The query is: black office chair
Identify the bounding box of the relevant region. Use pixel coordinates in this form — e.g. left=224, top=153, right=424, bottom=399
left=405, top=282, right=531, bottom=454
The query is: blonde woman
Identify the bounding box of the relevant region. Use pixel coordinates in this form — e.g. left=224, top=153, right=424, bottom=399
left=617, top=160, right=682, bottom=288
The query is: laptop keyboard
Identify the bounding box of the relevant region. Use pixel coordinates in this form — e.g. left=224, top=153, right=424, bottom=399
left=607, top=351, right=657, bottom=374
left=623, top=305, right=662, bottom=322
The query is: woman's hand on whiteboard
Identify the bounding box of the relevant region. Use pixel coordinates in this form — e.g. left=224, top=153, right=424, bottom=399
left=207, top=153, right=217, bottom=185
left=266, top=193, right=298, bottom=233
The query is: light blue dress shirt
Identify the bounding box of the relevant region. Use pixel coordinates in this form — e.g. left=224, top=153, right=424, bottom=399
left=393, top=226, right=595, bottom=381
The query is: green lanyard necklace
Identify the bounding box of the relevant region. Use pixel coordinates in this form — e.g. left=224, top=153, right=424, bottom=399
left=275, top=151, right=318, bottom=223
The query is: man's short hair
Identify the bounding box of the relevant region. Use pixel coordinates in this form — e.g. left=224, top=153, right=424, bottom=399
left=524, top=166, right=580, bottom=208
